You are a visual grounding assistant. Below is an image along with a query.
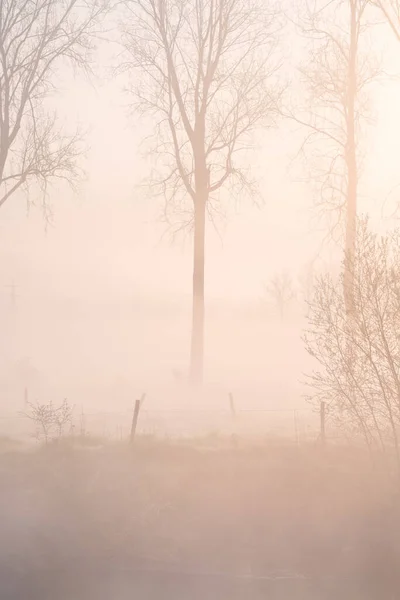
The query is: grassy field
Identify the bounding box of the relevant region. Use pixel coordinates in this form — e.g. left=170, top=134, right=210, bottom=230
left=0, top=436, right=399, bottom=600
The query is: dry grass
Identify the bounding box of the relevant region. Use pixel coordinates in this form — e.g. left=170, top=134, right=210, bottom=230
left=0, top=437, right=399, bottom=599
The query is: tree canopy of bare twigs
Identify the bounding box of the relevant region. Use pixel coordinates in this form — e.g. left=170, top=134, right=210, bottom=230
left=288, top=0, right=379, bottom=313
left=24, top=398, right=74, bottom=443
left=0, top=0, right=110, bottom=215
left=373, top=0, right=400, bottom=41
left=266, top=270, right=296, bottom=321
left=305, top=219, right=400, bottom=471
left=120, top=0, right=283, bottom=384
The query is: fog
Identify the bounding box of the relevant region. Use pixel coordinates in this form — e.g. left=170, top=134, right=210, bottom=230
left=1, top=21, right=400, bottom=421
left=3, top=1, right=400, bottom=599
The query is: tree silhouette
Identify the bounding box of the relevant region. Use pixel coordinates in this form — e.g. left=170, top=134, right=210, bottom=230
left=288, top=0, right=378, bottom=314
left=0, top=0, right=110, bottom=215
left=120, top=0, right=283, bottom=384
left=374, top=0, right=400, bottom=41
left=266, top=271, right=296, bottom=322
left=305, top=219, right=400, bottom=471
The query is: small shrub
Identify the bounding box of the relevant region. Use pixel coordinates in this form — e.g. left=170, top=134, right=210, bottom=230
left=24, top=399, right=74, bottom=444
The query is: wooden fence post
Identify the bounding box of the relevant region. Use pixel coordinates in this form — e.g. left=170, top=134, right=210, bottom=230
left=294, top=410, right=299, bottom=446
left=229, top=392, right=238, bottom=447
left=229, top=392, right=236, bottom=417
left=320, top=401, right=326, bottom=448
left=130, top=393, right=146, bottom=444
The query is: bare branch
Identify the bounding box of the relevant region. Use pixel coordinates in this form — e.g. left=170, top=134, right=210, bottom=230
left=0, top=0, right=112, bottom=212
left=287, top=0, right=378, bottom=250
left=372, top=0, right=400, bottom=41
left=120, top=0, right=283, bottom=227
left=305, top=218, right=400, bottom=465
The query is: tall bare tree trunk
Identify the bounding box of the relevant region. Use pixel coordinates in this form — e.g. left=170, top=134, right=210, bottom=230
left=122, top=0, right=282, bottom=388
left=189, top=123, right=209, bottom=385
left=344, top=0, right=358, bottom=315
left=190, top=196, right=206, bottom=385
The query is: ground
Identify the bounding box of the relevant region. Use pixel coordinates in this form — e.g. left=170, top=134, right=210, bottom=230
left=0, top=436, right=399, bottom=599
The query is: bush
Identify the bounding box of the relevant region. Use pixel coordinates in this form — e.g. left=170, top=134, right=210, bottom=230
left=24, top=399, right=74, bottom=444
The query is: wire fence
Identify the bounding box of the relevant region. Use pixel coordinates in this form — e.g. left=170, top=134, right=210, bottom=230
left=0, top=401, right=326, bottom=445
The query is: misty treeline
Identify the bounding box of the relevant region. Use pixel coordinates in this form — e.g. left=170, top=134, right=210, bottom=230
left=1, top=0, right=400, bottom=448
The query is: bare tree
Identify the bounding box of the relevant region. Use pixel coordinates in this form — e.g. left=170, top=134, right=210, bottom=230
left=266, top=271, right=296, bottom=322
left=24, top=400, right=55, bottom=444
left=289, top=0, right=378, bottom=314
left=53, top=398, right=74, bottom=438
left=24, top=398, right=74, bottom=443
left=0, top=0, right=110, bottom=215
left=120, top=0, right=283, bottom=384
left=305, top=219, right=400, bottom=474
left=373, top=0, right=400, bottom=40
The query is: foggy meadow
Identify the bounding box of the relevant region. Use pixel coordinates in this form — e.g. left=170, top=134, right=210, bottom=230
left=1, top=0, right=400, bottom=598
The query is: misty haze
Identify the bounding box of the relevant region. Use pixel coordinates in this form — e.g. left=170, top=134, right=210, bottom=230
left=1, top=0, right=400, bottom=598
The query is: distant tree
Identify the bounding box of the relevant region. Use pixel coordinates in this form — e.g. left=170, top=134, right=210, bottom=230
left=0, top=0, right=110, bottom=216
left=120, top=0, right=283, bottom=385
left=289, top=0, right=378, bottom=314
left=266, top=271, right=296, bottom=322
left=304, top=219, right=400, bottom=472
